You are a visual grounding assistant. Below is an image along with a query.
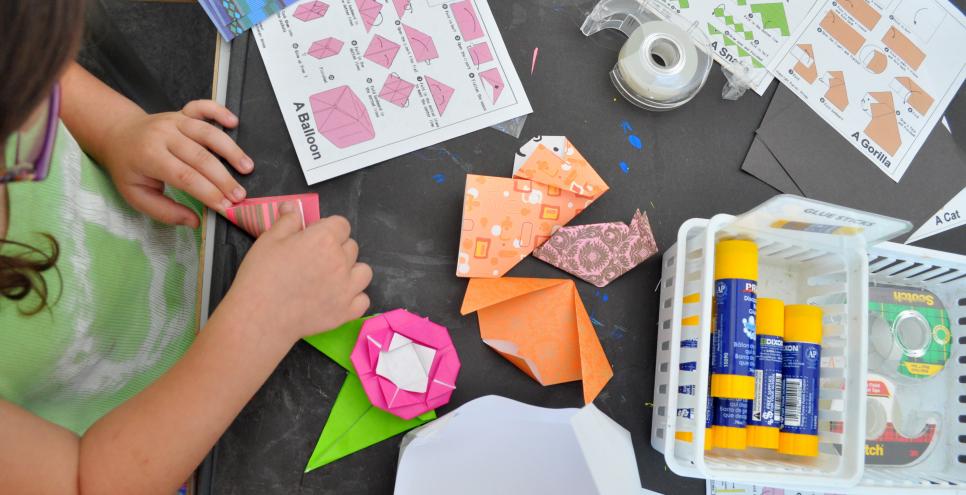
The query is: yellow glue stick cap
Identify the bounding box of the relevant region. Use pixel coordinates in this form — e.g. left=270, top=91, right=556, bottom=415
left=712, top=425, right=747, bottom=450
left=746, top=424, right=780, bottom=450
left=673, top=430, right=714, bottom=450
left=779, top=430, right=819, bottom=456
left=757, top=298, right=785, bottom=338
left=785, top=305, right=823, bottom=344
left=714, top=239, right=758, bottom=281
left=711, top=374, right=755, bottom=400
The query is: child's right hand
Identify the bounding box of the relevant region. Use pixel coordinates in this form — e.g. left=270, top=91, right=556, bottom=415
left=222, top=202, right=372, bottom=343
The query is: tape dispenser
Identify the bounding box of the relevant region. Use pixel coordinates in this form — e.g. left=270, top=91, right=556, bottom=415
left=581, top=0, right=712, bottom=111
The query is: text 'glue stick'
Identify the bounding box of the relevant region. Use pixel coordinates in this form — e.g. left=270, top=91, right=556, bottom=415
left=747, top=298, right=784, bottom=449
left=779, top=304, right=823, bottom=457
left=711, top=239, right=758, bottom=400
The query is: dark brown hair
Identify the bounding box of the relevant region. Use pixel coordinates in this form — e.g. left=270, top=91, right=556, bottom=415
left=1, top=0, right=86, bottom=314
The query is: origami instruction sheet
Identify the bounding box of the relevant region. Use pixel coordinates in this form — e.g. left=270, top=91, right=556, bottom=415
left=254, top=0, right=532, bottom=184
left=461, top=278, right=613, bottom=404
left=302, top=317, right=435, bottom=471
left=769, top=0, right=966, bottom=181
left=457, top=136, right=609, bottom=278
left=533, top=209, right=658, bottom=287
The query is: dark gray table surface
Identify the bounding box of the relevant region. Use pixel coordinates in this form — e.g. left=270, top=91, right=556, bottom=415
left=202, top=2, right=966, bottom=494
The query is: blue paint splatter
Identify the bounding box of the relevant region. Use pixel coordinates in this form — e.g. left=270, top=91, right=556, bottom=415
left=620, top=120, right=633, bottom=133
left=628, top=134, right=643, bottom=150
left=431, top=173, right=445, bottom=184
left=602, top=293, right=609, bottom=302
left=619, top=161, right=629, bottom=174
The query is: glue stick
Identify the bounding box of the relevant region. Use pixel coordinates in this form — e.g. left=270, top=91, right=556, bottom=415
left=711, top=239, right=758, bottom=400
left=779, top=305, right=823, bottom=457
left=712, top=398, right=749, bottom=449
left=747, top=298, right=784, bottom=449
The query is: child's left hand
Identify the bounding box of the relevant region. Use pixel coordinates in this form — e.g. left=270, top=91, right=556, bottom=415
left=101, top=100, right=254, bottom=229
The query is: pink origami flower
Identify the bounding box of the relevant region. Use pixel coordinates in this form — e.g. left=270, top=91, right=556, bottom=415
left=350, top=309, right=460, bottom=420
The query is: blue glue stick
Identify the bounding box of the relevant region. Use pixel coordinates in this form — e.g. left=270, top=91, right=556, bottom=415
left=711, top=239, right=758, bottom=400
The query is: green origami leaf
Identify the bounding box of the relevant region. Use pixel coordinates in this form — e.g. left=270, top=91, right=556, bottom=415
left=303, top=317, right=371, bottom=371
left=304, top=373, right=436, bottom=472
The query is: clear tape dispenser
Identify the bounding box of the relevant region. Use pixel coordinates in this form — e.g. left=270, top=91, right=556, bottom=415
left=581, top=0, right=712, bottom=111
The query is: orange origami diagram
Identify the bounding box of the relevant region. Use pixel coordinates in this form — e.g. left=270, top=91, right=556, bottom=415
left=456, top=136, right=608, bottom=278
left=460, top=277, right=613, bottom=404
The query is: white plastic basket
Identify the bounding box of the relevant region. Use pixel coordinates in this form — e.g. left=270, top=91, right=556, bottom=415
left=649, top=195, right=945, bottom=489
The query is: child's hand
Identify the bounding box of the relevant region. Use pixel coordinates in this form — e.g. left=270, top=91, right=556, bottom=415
left=102, top=100, right=253, bottom=229
left=223, top=203, right=373, bottom=343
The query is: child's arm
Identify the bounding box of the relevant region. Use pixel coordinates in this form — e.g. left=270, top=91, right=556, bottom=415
left=59, top=62, right=253, bottom=229
left=0, top=205, right=372, bottom=494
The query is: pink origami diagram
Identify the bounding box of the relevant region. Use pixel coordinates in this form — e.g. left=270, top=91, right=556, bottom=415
left=308, top=37, right=343, bottom=59
left=310, top=86, right=376, bottom=148
left=468, top=42, right=493, bottom=66
left=364, top=34, right=401, bottom=69
left=225, top=193, right=321, bottom=237
left=355, top=0, right=383, bottom=32
left=293, top=1, right=329, bottom=21
left=480, top=68, right=503, bottom=104
left=392, top=0, right=411, bottom=18
left=452, top=0, right=484, bottom=41
left=350, top=309, right=461, bottom=420
left=403, top=24, right=439, bottom=63
left=533, top=209, right=658, bottom=288
left=424, top=76, right=454, bottom=116
left=379, top=73, right=415, bottom=107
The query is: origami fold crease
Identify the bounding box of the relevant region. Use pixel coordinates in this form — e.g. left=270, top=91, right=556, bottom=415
left=225, top=193, right=321, bottom=237
left=461, top=278, right=613, bottom=404
left=533, top=209, right=658, bottom=287
left=456, top=136, right=608, bottom=278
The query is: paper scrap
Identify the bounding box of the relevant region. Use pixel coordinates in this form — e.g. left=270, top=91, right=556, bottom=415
left=395, top=395, right=643, bottom=495
left=907, top=187, right=965, bottom=244
left=302, top=317, right=435, bottom=471
left=224, top=193, right=321, bottom=237
left=461, top=278, right=613, bottom=404
left=534, top=209, right=658, bottom=287
left=350, top=309, right=460, bottom=420
left=254, top=0, right=531, bottom=184
left=198, top=0, right=298, bottom=41
left=457, top=136, right=609, bottom=278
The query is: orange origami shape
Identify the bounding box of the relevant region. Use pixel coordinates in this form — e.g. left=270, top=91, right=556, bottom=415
left=456, top=137, right=608, bottom=278
left=460, top=278, right=613, bottom=404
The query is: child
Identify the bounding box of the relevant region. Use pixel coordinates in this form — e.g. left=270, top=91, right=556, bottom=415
left=0, top=2, right=372, bottom=493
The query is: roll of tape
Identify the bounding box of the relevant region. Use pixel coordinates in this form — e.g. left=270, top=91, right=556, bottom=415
left=611, top=20, right=711, bottom=111
left=868, top=284, right=952, bottom=381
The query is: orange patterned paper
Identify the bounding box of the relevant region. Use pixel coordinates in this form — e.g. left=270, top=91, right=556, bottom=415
left=456, top=137, right=608, bottom=278
left=460, top=277, right=613, bottom=404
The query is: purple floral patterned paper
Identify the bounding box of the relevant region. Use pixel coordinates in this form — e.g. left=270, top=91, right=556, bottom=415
left=533, top=209, right=658, bottom=287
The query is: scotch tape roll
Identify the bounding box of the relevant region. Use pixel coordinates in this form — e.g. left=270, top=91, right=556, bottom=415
left=611, top=20, right=709, bottom=111
left=869, top=309, right=935, bottom=381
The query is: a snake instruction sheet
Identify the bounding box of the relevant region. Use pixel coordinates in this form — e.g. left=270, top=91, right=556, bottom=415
left=254, top=0, right=531, bottom=184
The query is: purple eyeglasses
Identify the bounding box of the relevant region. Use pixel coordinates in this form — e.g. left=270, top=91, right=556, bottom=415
left=1, top=84, right=61, bottom=184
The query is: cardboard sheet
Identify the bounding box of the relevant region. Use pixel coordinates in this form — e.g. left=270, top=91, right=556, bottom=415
left=745, top=87, right=966, bottom=243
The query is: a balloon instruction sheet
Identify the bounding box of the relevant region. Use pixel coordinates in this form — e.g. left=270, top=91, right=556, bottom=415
left=254, top=0, right=532, bottom=184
